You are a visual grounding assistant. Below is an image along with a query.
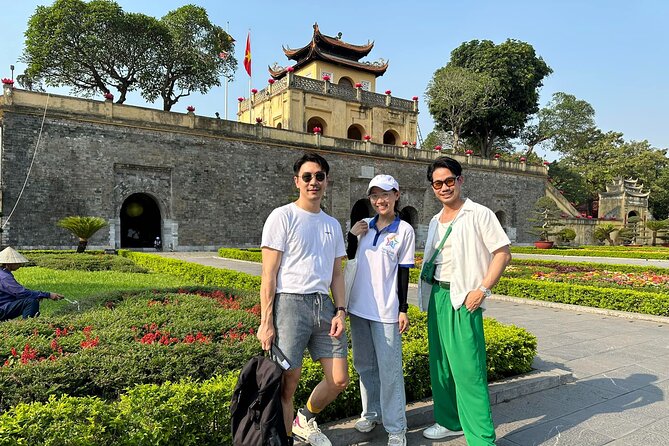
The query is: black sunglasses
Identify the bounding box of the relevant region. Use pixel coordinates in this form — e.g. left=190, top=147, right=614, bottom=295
left=299, top=172, right=326, bottom=183
left=430, top=176, right=459, bottom=190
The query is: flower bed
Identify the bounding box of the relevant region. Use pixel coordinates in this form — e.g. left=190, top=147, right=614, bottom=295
left=511, top=245, right=669, bottom=260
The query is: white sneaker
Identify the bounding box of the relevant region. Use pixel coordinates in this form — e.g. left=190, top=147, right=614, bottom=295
left=354, top=417, right=379, bottom=433
left=292, top=410, right=332, bottom=446
left=387, top=432, right=406, bottom=446
left=422, top=423, right=464, bottom=439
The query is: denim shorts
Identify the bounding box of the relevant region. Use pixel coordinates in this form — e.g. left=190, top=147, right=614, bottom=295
left=273, top=292, right=348, bottom=370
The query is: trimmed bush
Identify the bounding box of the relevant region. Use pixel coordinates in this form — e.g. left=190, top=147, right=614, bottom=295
left=218, top=248, right=263, bottom=263
left=0, top=374, right=238, bottom=446
left=24, top=253, right=148, bottom=273
left=120, top=251, right=261, bottom=291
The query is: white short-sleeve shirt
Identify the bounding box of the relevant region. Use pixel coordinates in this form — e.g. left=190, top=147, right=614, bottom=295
left=261, top=203, right=346, bottom=295
left=418, top=199, right=510, bottom=311
left=348, top=216, right=416, bottom=323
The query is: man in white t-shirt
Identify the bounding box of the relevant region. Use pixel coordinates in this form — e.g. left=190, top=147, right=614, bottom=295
left=417, top=156, right=511, bottom=445
left=258, top=153, right=348, bottom=446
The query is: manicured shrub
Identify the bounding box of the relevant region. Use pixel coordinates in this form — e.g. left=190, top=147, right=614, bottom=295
left=24, top=253, right=148, bottom=273
left=218, top=248, right=263, bottom=263
left=119, top=251, right=261, bottom=291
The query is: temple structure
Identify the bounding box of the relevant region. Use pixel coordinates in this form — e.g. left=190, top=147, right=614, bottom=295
left=237, top=23, right=418, bottom=146
left=598, top=178, right=650, bottom=224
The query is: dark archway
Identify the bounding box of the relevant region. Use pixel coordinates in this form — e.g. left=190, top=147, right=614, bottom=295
left=399, top=206, right=418, bottom=230
left=347, top=124, right=364, bottom=140
left=495, top=210, right=507, bottom=233
left=276, top=122, right=282, bottom=129
left=383, top=130, right=399, bottom=145
left=120, top=193, right=161, bottom=248
left=338, top=77, right=354, bottom=89
left=350, top=198, right=373, bottom=227
left=307, top=117, right=327, bottom=135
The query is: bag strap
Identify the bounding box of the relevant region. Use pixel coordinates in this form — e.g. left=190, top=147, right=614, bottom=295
left=427, top=223, right=453, bottom=265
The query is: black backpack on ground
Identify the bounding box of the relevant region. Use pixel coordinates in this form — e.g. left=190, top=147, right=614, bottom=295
left=230, top=352, right=288, bottom=446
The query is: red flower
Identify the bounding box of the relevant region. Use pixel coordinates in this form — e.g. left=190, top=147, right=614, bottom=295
left=543, top=161, right=550, bottom=166
left=322, top=75, right=331, bottom=81
left=355, top=82, right=363, bottom=88
left=385, top=90, right=392, bottom=95
left=465, top=149, right=474, bottom=155
left=494, top=153, right=501, bottom=159
left=1, top=78, right=14, bottom=85
left=313, top=126, right=321, bottom=134
left=268, top=79, right=275, bottom=84
left=237, top=97, right=244, bottom=102
left=251, top=88, right=258, bottom=94
left=402, top=141, right=409, bottom=146
left=286, top=66, right=294, bottom=72
left=255, top=117, right=263, bottom=123
left=103, top=92, right=113, bottom=100
left=412, top=141, right=417, bottom=145
left=434, top=145, right=442, bottom=151
left=412, top=96, right=419, bottom=101
left=519, top=156, right=526, bottom=162
left=186, top=105, right=195, bottom=112
left=364, top=135, right=371, bottom=141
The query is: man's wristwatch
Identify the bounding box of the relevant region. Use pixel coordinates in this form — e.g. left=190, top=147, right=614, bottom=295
left=335, top=306, right=347, bottom=316
left=478, top=286, right=492, bottom=298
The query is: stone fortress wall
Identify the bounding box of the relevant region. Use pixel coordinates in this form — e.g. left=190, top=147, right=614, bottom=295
left=0, top=89, right=547, bottom=250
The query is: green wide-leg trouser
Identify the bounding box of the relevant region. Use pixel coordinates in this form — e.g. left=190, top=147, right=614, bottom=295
left=428, top=284, right=496, bottom=445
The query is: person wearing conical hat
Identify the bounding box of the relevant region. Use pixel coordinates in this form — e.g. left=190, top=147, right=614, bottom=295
left=0, top=247, right=64, bottom=321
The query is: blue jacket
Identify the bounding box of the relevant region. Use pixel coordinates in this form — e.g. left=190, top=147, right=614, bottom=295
left=0, top=267, right=49, bottom=310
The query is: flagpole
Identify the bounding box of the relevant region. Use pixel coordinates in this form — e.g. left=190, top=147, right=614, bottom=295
left=224, top=21, right=230, bottom=120
left=248, top=29, right=252, bottom=125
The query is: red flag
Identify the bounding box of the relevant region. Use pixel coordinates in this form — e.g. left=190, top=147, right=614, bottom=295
left=243, top=33, right=251, bottom=77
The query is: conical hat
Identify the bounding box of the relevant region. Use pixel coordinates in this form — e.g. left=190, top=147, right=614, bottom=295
left=0, top=247, right=30, bottom=264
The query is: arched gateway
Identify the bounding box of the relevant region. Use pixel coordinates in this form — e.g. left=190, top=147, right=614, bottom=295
left=120, top=193, right=162, bottom=248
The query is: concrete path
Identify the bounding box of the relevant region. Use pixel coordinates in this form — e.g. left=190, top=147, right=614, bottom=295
left=157, top=251, right=669, bottom=445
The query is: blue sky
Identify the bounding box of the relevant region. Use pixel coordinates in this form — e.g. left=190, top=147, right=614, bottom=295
left=1, top=0, right=667, bottom=158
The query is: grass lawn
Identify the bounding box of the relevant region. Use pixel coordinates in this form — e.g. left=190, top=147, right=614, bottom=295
left=13, top=266, right=197, bottom=316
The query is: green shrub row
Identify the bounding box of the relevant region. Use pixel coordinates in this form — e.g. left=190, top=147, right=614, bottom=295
left=218, top=248, right=263, bottom=263
left=23, top=253, right=148, bottom=273
left=495, top=277, right=669, bottom=316
left=511, top=246, right=669, bottom=260
left=119, top=251, right=261, bottom=291
left=0, top=288, right=260, bottom=411
left=0, top=374, right=238, bottom=446
left=0, top=305, right=536, bottom=443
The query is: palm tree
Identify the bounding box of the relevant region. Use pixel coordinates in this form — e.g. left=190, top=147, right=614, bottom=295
left=594, top=223, right=617, bottom=246
left=57, top=216, right=108, bottom=253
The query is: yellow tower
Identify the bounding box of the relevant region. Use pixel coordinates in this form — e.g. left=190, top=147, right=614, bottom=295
left=237, top=23, right=418, bottom=146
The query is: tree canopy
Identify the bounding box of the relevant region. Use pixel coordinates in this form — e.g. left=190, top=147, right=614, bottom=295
left=441, top=39, right=552, bottom=157
left=20, top=0, right=235, bottom=109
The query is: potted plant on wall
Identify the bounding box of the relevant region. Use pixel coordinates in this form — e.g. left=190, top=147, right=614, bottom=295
left=527, top=196, right=563, bottom=249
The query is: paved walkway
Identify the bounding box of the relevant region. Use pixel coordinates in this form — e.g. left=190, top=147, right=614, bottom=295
left=158, top=252, right=669, bottom=445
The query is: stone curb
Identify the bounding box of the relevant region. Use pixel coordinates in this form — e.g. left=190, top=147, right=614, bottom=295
left=310, top=367, right=574, bottom=446
left=489, top=294, right=669, bottom=325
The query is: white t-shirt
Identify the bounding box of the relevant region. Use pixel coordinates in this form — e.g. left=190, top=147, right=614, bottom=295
left=433, top=221, right=453, bottom=282
left=261, top=202, right=346, bottom=295
left=348, top=216, right=415, bottom=323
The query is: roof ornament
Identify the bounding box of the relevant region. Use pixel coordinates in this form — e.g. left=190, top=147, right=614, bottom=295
left=335, top=32, right=342, bottom=40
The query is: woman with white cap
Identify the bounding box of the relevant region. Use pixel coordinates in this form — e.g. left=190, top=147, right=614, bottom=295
left=346, top=174, right=415, bottom=446
left=0, top=247, right=63, bottom=321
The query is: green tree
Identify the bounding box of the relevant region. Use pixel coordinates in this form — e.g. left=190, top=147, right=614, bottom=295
left=57, top=216, right=108, bottom=253
left=645, top=220, right=669, bottom=246
left=140, top=5, right=236, bottom=111
left=527, top=197, right=563, bottom=241
left=21, top=0, right=167, bottom=103
left=594, top=223, right=617, bottom=246
left=425, top=66, right=501, bottom=152
left=521, top=92, right=597, bottom=156
left=447, top=39, right=552, bottom=157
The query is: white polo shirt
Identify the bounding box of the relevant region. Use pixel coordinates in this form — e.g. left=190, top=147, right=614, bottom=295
left=418, top=198, right=510, bottom=311
left=348, top=215, right=416, bottom=323
left=261, top=203, right=346, bottom=295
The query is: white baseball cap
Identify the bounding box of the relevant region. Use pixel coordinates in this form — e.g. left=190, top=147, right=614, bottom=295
left=366, top=174, right=399, bottom=195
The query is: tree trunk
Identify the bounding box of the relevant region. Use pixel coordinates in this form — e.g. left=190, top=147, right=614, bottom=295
left=77, top=239, right=88, bottom=253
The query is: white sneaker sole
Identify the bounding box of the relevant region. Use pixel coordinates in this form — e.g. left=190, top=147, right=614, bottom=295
left=422, top=429, right=464, bottom=439
left=354, top=421, right=378, bottom=433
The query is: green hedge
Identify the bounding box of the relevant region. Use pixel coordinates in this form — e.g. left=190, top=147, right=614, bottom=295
left=0, top=374, right=238, bottom=446
left=496, top=277, right=669, bottom=316
left=511, top=246, right=669, bottom=260
left=218, top=248, right=263, bottom=263
left=119, top=251, right=261, bottom=291
left=0, top=307, right=536, bottom=444
left=0, top=288, right=260, bottom=412
left=23, top=253, right=148, bottom=273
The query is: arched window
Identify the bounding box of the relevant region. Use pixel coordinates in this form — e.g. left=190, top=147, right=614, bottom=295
left=347, top=124, right=364, bottom=140
left=383, top=130, right=399, bottom=145
left=276, top=122, right=282, bottom=129
left=306, top=117, right=327, bottom=135
left=338, top=77, right=354, bottom=89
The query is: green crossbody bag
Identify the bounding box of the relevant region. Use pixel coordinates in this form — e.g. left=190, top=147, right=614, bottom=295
left=420, top=224, right=453, bottom=285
